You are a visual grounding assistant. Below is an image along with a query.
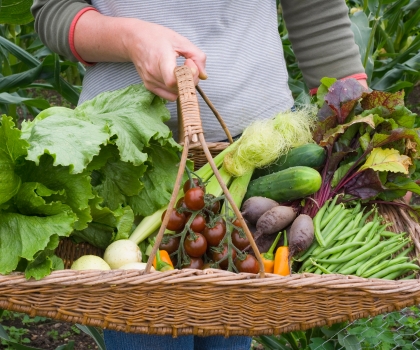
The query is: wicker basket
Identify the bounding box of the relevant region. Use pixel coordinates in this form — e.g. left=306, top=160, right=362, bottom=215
left=1, top=67, right=420, bottom=338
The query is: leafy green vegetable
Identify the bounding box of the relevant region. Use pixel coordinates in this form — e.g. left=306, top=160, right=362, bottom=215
left=0, top=84, right=183, bottom=278
left=305, top=78, right=420, bottom=217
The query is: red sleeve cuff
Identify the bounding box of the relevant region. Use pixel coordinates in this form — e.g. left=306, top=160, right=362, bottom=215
left=309, top=73, right=368, bottom=95
left=69, top=7, right=98, bottom=66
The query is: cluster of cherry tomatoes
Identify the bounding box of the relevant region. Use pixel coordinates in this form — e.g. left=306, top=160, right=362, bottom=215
left=158, top=177, right=260, bottom=273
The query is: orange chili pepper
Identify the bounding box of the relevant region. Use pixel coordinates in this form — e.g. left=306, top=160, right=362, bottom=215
left=273, top=231, right=290, bottom=276
left=153, top=249, right=174, bottom=271
left=260, top=231, right=282, bottom=273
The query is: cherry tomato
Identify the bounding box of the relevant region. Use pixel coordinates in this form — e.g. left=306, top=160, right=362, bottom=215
left=184, top=187, right=206, bottom=211
left=235, top=254, right=260, bottom=274
left=176, top=197, right=189, bottom=211
left=183, top=178, right=205, bottom=194
left=211, top=244, right=237, bottom=270
left=205, top=194, right=221, bottom=214
left=231, top=228, right=250, bottom=251
left=189, top=214, right=206, bottom=233
left=202, top=262, right=220, bottom=270
left=202, top=219, right=226, bottom=246
left=182, top=257, right=204, bottom=269
left=159, top=235, right=180, bottom=255
left=161, top=209, right=186, bottom=231
left=184, top=232, right=208, bottom=258
left=232, top=218, right=242, bottom=228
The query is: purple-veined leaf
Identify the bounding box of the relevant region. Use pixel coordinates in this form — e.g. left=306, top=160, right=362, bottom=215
left=361, top=90, right=405, bottom=112
left=324, top=79, right=367, bottom=123
left=371, top=128, right=420, bottom=151
left=345, top=169, right=386, bottom=199
left=320, top=115, right=375, bottom=147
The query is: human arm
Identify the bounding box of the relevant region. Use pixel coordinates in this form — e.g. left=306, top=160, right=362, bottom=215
left=31, top=0, right=207, bottom=101
left=280, top=0, right=367, bottom=91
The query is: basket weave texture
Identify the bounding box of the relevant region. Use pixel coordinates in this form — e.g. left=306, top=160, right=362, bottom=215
left=1, top=67, right=420, bottom=337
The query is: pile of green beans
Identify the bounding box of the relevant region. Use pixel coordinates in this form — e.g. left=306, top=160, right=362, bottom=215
left=297, top=196, right=419, bottom=280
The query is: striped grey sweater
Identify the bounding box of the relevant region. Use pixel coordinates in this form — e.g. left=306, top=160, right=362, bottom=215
left=32, top=0, right=365, bottom=142
left=80, top=1, right=293, bottom=142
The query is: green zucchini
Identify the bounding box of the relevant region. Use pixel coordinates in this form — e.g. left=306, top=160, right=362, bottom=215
left=252, top=143, right=326, bottom=180
left=244, top=166, right=322, bottom=202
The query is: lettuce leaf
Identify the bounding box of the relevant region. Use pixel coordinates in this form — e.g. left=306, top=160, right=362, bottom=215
left=0, top=84, right=183, bottom=278
left=0, top=116, right=29, bottom=205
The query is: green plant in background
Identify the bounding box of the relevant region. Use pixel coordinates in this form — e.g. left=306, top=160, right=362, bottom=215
left=253, top=306, right=420, bottom=349
left=277, top=0, right=420, bottom=105
left=347, top=0, right=420, bottom=96
left=0, top=0, right=84, bottom=124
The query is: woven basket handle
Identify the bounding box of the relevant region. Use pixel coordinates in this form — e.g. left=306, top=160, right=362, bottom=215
left=145, top=66, right=265, bottom=277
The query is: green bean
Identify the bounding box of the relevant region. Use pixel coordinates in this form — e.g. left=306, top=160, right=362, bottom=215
left=320, top=203, right=345, bottom=231
left=358, top=208, right=375, bottom=228
left=356, top=239, right=409, bottom=276
left=309, top=217, right=355, bottom=263
left=310, top=259, right=333, bottom=274
left=313, top=203, right=328, bottom=247
left=339, top=234, right=403, bottom=272
left=334, top=221, right=375, bottom=255
left=328, top=262, right=347, bottom=273
left=300, top=208, right=357, bottom=271
left=332, top=210, right=366, bottom=242
left=368, top=263, right=420, bottom=279
left=351, top=201, right=362, bottom=215
left=315, top=241, right=366, bottom=260
left=381, top=266, right=419, bottom=280
left=309, top=210, right=352, bottom=255
left=316, top=233, right=381, bottom=265
left=401, top=273, right=417, bottom=280
left=339, top=260, right=368, bottom=276
left=379, top=229, right=398, bottom=238
left=350, top=210, right=365, bottom=229
left=361, top=260, right=395, bottom=278
left=334, top=228, right=362, bottom=241
left=296, top=239, right=319, bottom=262
left=323, top=221, right=376, bottom=271
left=396, top=245, right=414, bottom=259
left=326, top=195, right=339, bottom=213
left=365, top=221, right=381, bottom=242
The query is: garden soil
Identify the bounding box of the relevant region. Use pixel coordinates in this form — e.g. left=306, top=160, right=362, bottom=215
left=0, top=315, right=99, bottom=349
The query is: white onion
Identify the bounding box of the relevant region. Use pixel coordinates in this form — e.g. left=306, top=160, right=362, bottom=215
left=71, top=255, right=111, bottom=270
left=103, top=239, right=142, bottom=269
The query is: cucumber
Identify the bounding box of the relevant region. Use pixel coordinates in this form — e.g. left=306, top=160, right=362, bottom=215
left=244, top=166, right=322, bottom=202
left=252, top=143, right=326, bottom=180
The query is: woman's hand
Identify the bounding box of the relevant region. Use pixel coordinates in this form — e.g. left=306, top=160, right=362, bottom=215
left=74, top=11, right=207, bottom=101
left=122, top=20, right=207, bottom=101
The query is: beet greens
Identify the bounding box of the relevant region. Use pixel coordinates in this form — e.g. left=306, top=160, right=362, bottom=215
left=303, top=78, right=420, bottom=218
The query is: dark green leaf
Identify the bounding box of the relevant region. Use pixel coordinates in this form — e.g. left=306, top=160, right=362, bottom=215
left=75, top=325, right=106, bottom=350
left=256, top=335, right=290, bottom=350
left=0, top=92, right=49, bottom=109
left=0, top=324, right=10, bottom=341
left=55, top=341, right=75, bottom=350
left=0, top=35, right=38, bottom=67
left=0, top=64, right=44, bottom=92
left=337, top=333, right=362, bottom=350
left=0, top=0, right=33, bottom=25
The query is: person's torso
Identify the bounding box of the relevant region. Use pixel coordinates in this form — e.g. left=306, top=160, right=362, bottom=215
left=80, top=1, right=294, bottom=142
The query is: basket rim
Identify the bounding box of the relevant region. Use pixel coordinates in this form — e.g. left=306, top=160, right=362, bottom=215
left=2, top=268, right=420, bottom=290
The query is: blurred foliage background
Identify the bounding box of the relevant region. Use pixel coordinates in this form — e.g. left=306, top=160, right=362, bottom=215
left=0, top=0, right=419, bottom=123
